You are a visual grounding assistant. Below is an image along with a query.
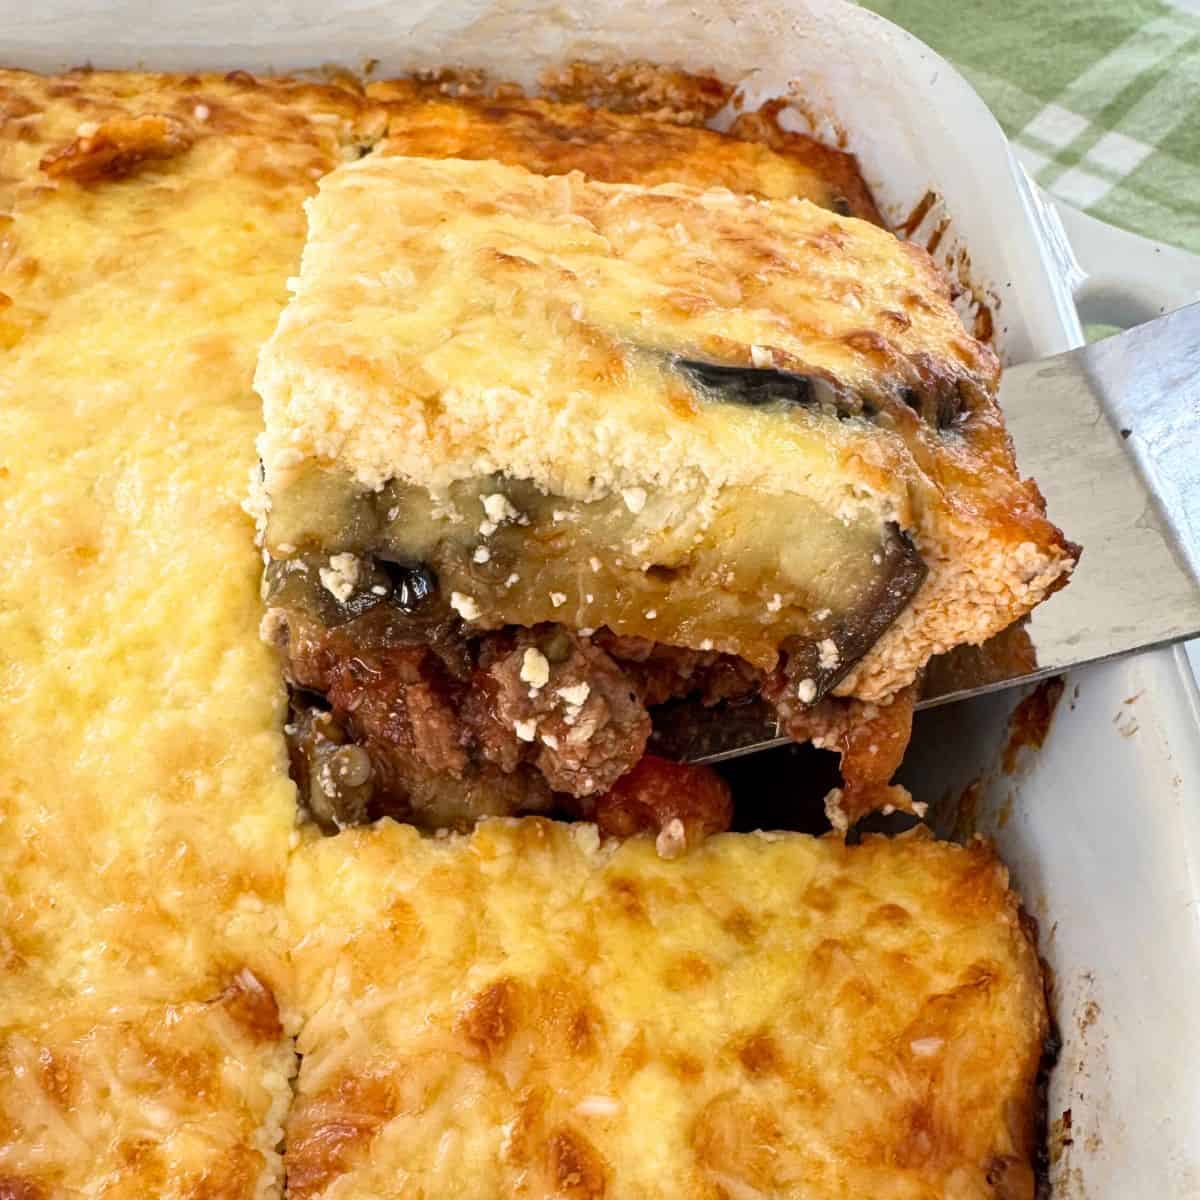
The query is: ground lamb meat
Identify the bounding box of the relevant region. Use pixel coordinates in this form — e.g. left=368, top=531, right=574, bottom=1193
left=764, top=675, right=919, bottom=829
left=597, top=631, right=762, bottom=707
left=465, top=626, right=651, bottom=796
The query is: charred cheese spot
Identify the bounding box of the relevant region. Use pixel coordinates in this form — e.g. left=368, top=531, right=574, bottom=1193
left=548, top=1126, right=610, bottom=1199
left=734, top=1030, right=782, bottom=1078
left=460, top=976, right=519, bottom=1058
left=39, top=113, right=193, bottom=182
left=215, top=969, right=283, bottom=1043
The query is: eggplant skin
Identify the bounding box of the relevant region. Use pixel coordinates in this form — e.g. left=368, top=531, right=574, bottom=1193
left=673, top=357, right=873, bottom=421
left=782, top=525, right=928, bottom=705
left=673, top=356, right=972, bottom=434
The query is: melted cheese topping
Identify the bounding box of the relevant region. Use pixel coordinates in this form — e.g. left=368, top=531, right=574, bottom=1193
left=368, top=78, right=883, bottom=221
left=0, top=67, right=381, bottom=1196
left=285, top=819, right=1048, bottom=1200
left=256, top=154, right=1075, bottom=699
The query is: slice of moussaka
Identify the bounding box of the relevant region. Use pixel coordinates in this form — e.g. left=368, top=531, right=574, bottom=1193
left=283, top=818, right=1050, bottom=1200
left=253, top=152, right=1076, bottom=838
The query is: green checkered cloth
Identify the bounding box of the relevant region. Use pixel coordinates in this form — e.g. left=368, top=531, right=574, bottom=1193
left=862, top=0, right=1200, bottom=254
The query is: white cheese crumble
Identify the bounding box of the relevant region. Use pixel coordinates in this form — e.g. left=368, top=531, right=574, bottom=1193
left=473, top=546, right=491, bottom=564
left=644, top=608, right=657, bottom=619
left=370, top=584, right=388, bottom=596
left=750, top=344, right=774, bottom=368
left=589, top=557, right=602, bottom=572
left=550, top=592, right=567, bottom=608
left=505, top=573, right=520, bottom=587
left=796, top=677, right=818, bottom=704
left=318, top=552, right=360, bottom=603
left=450, top=591, right=482, bottom=621
left=541, top=733, right=560, bottom=750
left=818, top=638, right=841, bottom=670
left=193, top=103, right=210, bottom=121
left=514, top=719, right=537, bottom=742
left=766, top=593, right=783, bottom=613
left=557, top=682, right=590, bottom=706
left=655, top=818, right=687, bottom=860
left=520, top=648, right=551, bottom=689
left=478, top=518, right=497, bottom=537
left=621, top=486, right=647, bottom=514
left=481, top=492, right=519, bottom=524
left=823, top=787, right=849, bottom=833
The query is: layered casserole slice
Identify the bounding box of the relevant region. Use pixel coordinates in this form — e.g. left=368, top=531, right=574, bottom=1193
left=255, top=152, right=1076, bottom=837
left=285, top=818, right=1050, bottom=1200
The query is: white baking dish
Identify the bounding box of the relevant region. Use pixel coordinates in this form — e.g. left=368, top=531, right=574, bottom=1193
left=8, top=0, right=1200, bottom=1193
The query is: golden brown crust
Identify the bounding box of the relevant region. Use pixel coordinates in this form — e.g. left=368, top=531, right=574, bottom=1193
left=0, top=65, right=384, bottom=1197
left=369, top=77, right=883, bottom=221
left=284, top=819, right=1049, bottom=1199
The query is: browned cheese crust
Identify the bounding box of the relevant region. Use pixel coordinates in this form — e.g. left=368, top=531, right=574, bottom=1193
left=368, top=76, right=884, bottom=222
left=285, top=819, right=1050, bottom=1200
left=0, top=66, right=384, bottom=1196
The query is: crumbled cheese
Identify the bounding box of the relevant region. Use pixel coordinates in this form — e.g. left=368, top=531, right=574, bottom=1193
left=514, top=719, right=537, bottom=742
left=766, top=593, right=783, bottom=613
left=481, top=492, right=519, bottom=524
left=193, top=103, right=210, bottom=121
left=644, top=609, right=657, bottom=619
left=585, top=593, right=594, bottom=603
left=818, top=638, right=841, bottom=670
left=589, top=557, right=602, bottom=572
left=505, top=573, right=520, bottom=587
left=698, top=639, right=714, bottom=651
left=823, top=787, right=849, bottom=833
left=478, top=519, right=497, bottom=537
left=796, top=677, right=818, bottom=704
left=371, top=584, right=388, bottom=596
left=550, top=592, right=567, bottom=607
left=520, top=648, right=551, bottom=689
left=913, top=800, right=929, bottom=818
left=450, top=591, right=482, bottom=621
left=655, top=818, right=687, bottom=860
left=552, top=509, right=568, bottom=522
left=872, top=553, right=883, bottom=565
left=557, top=682, right=590, bottom=706
left=621, top=486, right=647, bottom=514
left=750, top=344, right=774, bottom=368
left=473, top=546, right=491, bottom=564
left=541, top=733, right=560, bottom=750
left=318, top=552, right=360, bottom=603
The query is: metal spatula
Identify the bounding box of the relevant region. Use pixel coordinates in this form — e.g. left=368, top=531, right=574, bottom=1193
left=661, top=301, right=1200, bottom=765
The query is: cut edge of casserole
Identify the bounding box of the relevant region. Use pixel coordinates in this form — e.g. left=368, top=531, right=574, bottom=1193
left=252, top=149, right=1075, bottom=835
left=283, top=817, right=1051, bottom=1200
